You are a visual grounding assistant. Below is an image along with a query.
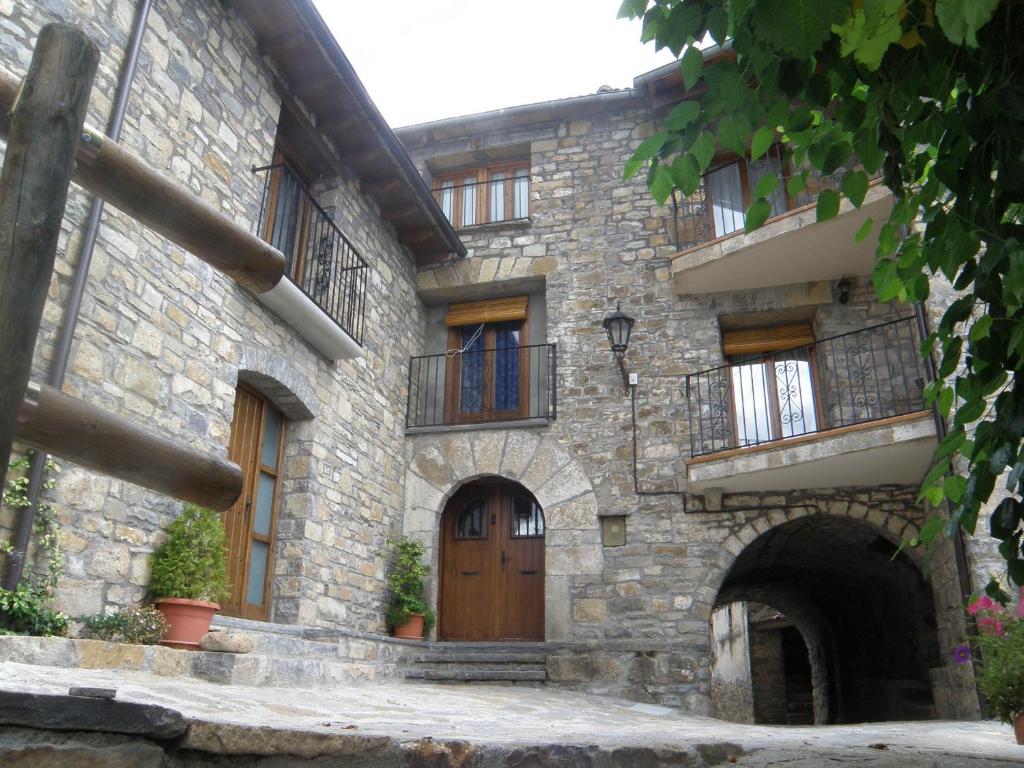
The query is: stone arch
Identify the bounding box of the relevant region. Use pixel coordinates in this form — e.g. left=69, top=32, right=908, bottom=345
left=404, top=428, right=600, bottom=641
left=237, top=346, right=317, bottom=420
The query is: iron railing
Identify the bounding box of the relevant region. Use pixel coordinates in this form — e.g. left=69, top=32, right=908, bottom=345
left=406, top=343, right=557, bottom=429
left=670, top=146, right=861, bottom=252
left=685, top=317, right=927, bottom=457
left=254, top=162, right=369, bottom=345
left=433, top=173, right=530, bottom=228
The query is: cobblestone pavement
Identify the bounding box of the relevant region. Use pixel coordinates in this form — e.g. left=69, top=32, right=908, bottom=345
left=0, top=661, right=1021, bottom=766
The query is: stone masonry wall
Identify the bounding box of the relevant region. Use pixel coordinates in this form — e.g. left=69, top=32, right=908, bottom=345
left=399, top=100, right=980, bottom=714
left=0, top=1, right=423, bottom=633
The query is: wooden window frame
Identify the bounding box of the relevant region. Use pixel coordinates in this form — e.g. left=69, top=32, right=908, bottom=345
left=434, top=162, right=530, bottom=228
left=702, top=146, right=799, bottom=234
left=454, top=497, right=489, bottom=540
left=261, top=147, right=313, bottom=284
left=444, top=320, right=530, bottom=425
left=723, top=325, right=823, bottom=448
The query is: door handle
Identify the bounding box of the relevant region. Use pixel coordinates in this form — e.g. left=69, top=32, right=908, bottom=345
left=520, top=570, right=538, bottom=575
left=461, top=570, right=479, bottom=576
left=501, top=550, right=507, bottom=570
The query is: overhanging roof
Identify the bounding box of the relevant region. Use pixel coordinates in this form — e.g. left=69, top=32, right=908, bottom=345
left=229, top=0, right=465, bottom=264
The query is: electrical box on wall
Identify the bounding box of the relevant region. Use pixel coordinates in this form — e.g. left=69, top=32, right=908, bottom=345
left=601, top=515, right=627, bottom=547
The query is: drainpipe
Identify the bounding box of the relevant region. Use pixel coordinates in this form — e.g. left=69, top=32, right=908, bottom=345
left=2, top=0, right=153, bottom=591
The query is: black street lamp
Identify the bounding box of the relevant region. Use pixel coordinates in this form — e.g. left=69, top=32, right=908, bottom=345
left=602, top=302, right=635, bottom=392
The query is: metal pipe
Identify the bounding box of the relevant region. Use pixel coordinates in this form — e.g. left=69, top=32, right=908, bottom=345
left=4, top=0, right=152, bottom=591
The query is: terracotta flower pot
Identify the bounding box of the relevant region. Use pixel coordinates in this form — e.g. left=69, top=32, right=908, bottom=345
left=1014, top=713, right=1024, bottom=745
left=154, top=597, right=219, bottom=649
left=392, top=613, right=425, bottom=640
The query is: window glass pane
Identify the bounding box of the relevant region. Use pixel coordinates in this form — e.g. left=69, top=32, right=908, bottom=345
left=747, top=151, right=787, bottom=218
left=462, top=176, right=476, bottom=226
left=489, top=172, right=506, bottom=222
left=271, top=166, right=305, bottom=273
left=731, top=362, right=775, bottom=446
left=775, top=353, right=817, bottom=437
left=511, top=495, right=544, bottom=537
left=246, top=540, right=269, bottom=605
left=261, top=407, right=283, bottom=469
left=514, top=169, right=529, bottom=219
left=456, top=498, right=487, bottom=538
left=494, top=322, right=520, bottom=411
left=254, top=471, right=275, bottom=536
left=460, top=326, right=484, bottom=414
left=440, top=181, right=454, bottom=223
left=707, top=162, right=745, bottom=237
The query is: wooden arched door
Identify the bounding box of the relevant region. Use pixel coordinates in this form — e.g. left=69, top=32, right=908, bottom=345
left=439, top=481, right=544, bottom=640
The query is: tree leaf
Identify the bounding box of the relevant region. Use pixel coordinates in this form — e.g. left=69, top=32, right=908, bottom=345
left=816, top=188, right=841, bottom=221
left=650, top=164, right=674, bottom=205
left=663, top=100, right=701, bottom=131
left=718, top=116, right=746, bottom=156
left=670, top=154, right=701, bottom=196
left=935, top=0, right=999, bottom=47
left=744, top=199, right=772, bottom=232
left=754, top=173, right=780, bottom=200
left=969, top=315, right=993, bottom=342
left=750, top=126, right=776, bottom=161
left=624, top=132, right=669, bottom=179
left=841, top=169, right=869, bottom=208
left=692, top=131, right=717, bottom=171
left=854, top=216, right=874, bottom=242
left=617, top=0, right=648, bottom=19
left=681, top=45, right=704, bottom=91
left=752, top=0, right=848, bottom=58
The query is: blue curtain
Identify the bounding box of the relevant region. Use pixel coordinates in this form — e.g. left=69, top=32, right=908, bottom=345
left=460, top=328, right=484, bottom=414
left=494, top=323, right=520, bottom=411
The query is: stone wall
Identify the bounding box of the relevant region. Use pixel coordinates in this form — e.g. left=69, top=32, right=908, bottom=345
left=0, top=1, right=424, bottom=632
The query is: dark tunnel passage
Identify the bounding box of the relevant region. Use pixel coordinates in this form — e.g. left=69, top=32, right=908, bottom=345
left=712, top=515, right=942, bottom=724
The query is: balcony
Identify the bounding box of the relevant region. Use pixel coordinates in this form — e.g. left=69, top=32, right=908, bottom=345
left=685, top=317, right=937, bottom=493
left=254, top=162, right=369, bottom=359
left=669, top=150, right=892, bottom=295
left=406, top=343, right=556, bottom=431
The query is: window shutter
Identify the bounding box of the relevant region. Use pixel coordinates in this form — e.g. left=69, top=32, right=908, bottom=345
left=722, top=324, right=814, bottom=356
left=446, top=296, right=528, bottom=326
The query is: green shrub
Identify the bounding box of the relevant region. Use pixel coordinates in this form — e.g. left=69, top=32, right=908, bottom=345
left=385, top=537, right=435, bottom=632
left=0, top=583, right=68, bottom=637
left=81, top=604, right=168, bottom=645
left=969, top=595, right=1024, bottom=723
left=149, top=504, right=228, bottom=603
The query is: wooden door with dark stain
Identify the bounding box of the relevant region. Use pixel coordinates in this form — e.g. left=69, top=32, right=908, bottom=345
left=439, top=482, right=544, bottom=641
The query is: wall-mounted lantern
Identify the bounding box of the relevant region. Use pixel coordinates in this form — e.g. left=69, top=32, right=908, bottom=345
left=602, top=302, right=635, bottom=393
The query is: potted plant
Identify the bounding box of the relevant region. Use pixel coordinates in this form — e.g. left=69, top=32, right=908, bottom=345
left=149, top=504, right=229, bottom=649
left=963, top=594, right=1024, bottom=743
left=385, top=537, right=434, bottom=640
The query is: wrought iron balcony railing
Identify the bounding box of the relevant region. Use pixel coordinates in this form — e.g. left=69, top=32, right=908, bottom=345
left=406, top=343, right=557, bottom=429
left=685, top=317, right=927, bottom=458
left=255, top=162, right=369, bottom=345
left=670, top=146, right=862, bottom=252
left=433, top=173, right=530, bottom=229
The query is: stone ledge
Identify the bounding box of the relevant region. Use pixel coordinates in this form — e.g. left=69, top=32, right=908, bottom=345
left=405, top=417, right=553, bottom=436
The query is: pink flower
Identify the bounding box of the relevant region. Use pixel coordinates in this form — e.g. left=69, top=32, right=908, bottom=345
left=968, top=595, right=996, bottom=616
left=978, top=615, right=1005, bottom=637
left=1017, top=595, right=1024, bottom=619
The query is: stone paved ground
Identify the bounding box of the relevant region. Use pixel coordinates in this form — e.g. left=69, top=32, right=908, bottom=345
left=0, top=661, right=1021, bottom=766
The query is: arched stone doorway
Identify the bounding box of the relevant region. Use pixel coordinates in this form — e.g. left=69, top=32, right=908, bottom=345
left=439, top=478, right=545, bottom=641
left=710, top=515, right=942, bottom=724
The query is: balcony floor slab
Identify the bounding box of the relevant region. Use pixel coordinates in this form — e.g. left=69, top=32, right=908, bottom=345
left=687, top=411, right=937, bottom=494
left=672, top=183, right=893, bottom=295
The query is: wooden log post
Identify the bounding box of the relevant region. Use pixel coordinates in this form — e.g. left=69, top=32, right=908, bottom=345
left=0, top=24, right=99, bottom=528
left=0, top=68, right=285, bottom=294
left=17, top=383, right=243, bottom=512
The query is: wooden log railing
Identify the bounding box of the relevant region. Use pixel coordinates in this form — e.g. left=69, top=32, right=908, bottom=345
left=0, top=68, right=286, bottom=295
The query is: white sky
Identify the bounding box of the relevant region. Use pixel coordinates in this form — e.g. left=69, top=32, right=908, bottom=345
left=311, top=0, right=677, bottom=128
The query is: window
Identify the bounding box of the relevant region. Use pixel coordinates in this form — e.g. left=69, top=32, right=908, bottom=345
left=705, top=150, right=788, bottom=238
left=511, top=495, right=544, bottom=537
left=260, top=148, right=313, bottom=282
left=223, top=386, right=287, bottom=620
left=723, top=325, right=819, bottom=447
left=435, top=163, right=529, bottom=228
left=444, top=296, right=529, bottom=423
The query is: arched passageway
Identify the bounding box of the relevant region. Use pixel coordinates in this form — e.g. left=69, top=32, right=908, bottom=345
left=711, top=516, right=941, bottom=724
left=438, top=478, right=545, bottom=641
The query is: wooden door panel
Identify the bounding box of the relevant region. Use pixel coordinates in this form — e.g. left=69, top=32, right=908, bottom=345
left=440, top=482, right=544, bottom=641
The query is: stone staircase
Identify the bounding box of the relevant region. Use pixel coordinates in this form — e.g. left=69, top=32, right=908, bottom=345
left=402, top=641, right=548, bottom=684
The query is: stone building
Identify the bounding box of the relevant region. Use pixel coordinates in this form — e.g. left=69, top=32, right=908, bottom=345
left=0, top=0, right=1002, bottom=724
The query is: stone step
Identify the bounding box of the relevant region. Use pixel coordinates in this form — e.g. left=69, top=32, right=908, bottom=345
left=404, top=669, right=547, bottom=682
left=418, top=641, right=547, bottom=653
left=408, top=652, right=548, bottom=665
